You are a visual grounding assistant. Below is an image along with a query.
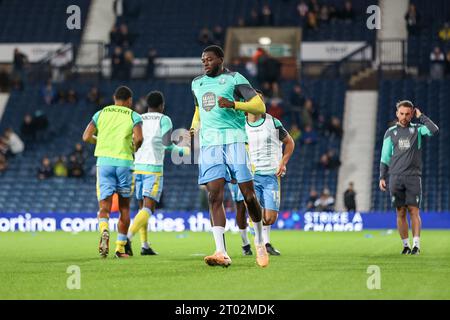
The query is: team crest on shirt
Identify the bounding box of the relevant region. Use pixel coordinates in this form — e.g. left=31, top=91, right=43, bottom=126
left=398, top=138, right=411, bottom=151
left=202, top=92, right=216, bottom=111
left=409, top=127, right=415, bottom=134
left=219, top=78, right=226, bottom=85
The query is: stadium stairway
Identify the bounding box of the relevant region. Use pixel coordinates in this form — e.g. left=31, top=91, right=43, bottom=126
left=76, top=0, right=115, bottom=68
left=377, top=0, right=408, bottom=40
left=335, top=91, right=378, bottom=212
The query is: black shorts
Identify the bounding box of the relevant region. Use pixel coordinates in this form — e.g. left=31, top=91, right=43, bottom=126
left=388, top=175, right=422, bottom=208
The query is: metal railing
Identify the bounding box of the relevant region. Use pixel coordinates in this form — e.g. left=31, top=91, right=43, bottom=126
left=320, top=42, right=373, bottom=79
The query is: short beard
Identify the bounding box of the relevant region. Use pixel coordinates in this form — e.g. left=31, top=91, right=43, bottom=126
left=207, top=65, right=222, bottom=77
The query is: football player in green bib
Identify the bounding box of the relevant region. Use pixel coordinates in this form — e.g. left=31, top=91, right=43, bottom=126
left=190, top=45, right=269, bottom=268
left=83, top=86, right=143, bottom=258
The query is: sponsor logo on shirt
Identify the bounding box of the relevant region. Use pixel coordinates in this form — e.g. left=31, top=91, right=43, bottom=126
left=201, top=92, right=216, bottom=111
left=398, top=138, right=411, bottom=151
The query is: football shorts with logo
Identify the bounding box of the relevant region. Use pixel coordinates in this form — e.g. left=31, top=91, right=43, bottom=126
left=254, top=174, right=281, bottom=212
left=134, top=173, right=164, bottom=202
left=389, top=175, right=422, bottom=208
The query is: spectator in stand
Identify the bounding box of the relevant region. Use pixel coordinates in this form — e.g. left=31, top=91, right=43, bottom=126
left=41, top=79, right=56, bottom=105
left=117, top=23, right=132, bottom=47
left=340, top=0, right=355, bottom=23
left=111, top=46, right=124, bottom=80
left=212, top=25, right=225, bottom=47
left=70, top=143, right=86, bottom=167
left=309, top=0, right=321, bottom=14
left=38, top=156, right=53, bottom=180
left=318, top=5, right=330, bottom=24
left=297, top=0, right=309, bottom=26
left=328, top=5, right=338, bottom=22
left=56, top=89, right=67, bottom=104
left=123, top=50, right=134, bottom=80
left=33, top=110, right=49, bottom=141
left=344, top=182, right=356, bottom=212
left=12, top=48, right=28, bottom=86
left=301, top=98, right=316, bottom=128
left=198, top=27, right=214, bottom=45
left=21, top=114, right=36, bottom=142
left=261, top=81, right=274, bottom=99
left=405, top=4, right=420, bottom=36
left=267, top=99, right=284, bottom=120
left=290, top=84, right=306, bottom=108
left=430, top=46, right=445, bottom=80
left=325, top=116, right=343, bottom=139
left=438, top=22, right=450, bottom=42
left=67, top=89, right=78, bottom=104
left=0, top=153, right=7, bottom=173
left=314, top=188, right=335, bottom=211
left=147, top=48, right=158, bottom=79
left=54, top=156, right=68, bottom=177
left=319, top=149, right=341, bottom=170
left=289, top=84, right=306, bottom=124
left=306, top=11, right=318, bottom=31
left=4, top=128, right=24, bottom=156
left=248, top=7, right=261, bottom=26
left=236, top=16, right=246, bottom=27
left=289, top=123, right=302, bottom=142
left=306, top=189, right=319, bottom=210
left=257, top=51, right=281, bottom=97
left=109, top=25, right=119, bottom=46
left=86, top=86, right=104, bottom=107
left=68, top=154, right=84, bottom=178
left=300, top=125, right=318, bottom=145
left=261, top=4, right=274, bottom=26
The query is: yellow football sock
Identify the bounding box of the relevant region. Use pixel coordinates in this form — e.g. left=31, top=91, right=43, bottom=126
left=98, top=218, right=109, bottom=233
left=115, top=233, right=128, bottom=253
left=129, top=208, right=151, bottom=238
left=139, top=224, right=148, bottom=244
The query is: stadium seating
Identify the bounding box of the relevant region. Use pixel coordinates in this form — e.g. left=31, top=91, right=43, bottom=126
left=115, top=0, right=377, bottom=58
left=407, top=0, right=450, bottom=74
left=0, top=77, right=346, bottom=213
left=0, top=0, right=90, bottom=44
left=371, top=79, right=449, bottom=212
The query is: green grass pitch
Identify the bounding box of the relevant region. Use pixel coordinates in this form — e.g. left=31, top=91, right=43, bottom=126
left=1, top=230, right=449, bottom=299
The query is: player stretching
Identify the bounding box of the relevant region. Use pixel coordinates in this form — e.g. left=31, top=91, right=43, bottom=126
left=379, top=100, right=438, bottom=255
left=126, top=91, right=189, bottom=256
left=190, top=45, right=269, bottom=267
left=83, top=86, right=143, bottom=258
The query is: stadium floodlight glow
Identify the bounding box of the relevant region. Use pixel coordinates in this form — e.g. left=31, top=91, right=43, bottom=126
left=258, top=37, right=272, bottom=45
